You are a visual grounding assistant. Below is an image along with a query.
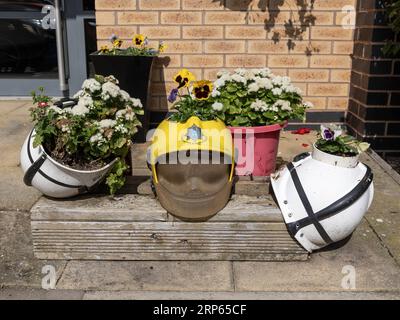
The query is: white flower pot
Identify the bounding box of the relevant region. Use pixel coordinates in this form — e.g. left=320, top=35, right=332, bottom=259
left=271, top=144, right=374, bottom=252
left=20, top=129, right=117, bottom=198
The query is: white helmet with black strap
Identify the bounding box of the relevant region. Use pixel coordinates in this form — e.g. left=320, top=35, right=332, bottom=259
left=271, top=148, right=374, bottom=252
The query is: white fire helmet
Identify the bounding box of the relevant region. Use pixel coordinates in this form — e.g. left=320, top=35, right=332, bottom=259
left=271, top=147, right=374, bottom=252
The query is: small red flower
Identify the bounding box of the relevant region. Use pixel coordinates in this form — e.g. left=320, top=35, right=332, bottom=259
left=292, top=127, right=311, bottom=135
left=38, top=102, right=48, bottom=108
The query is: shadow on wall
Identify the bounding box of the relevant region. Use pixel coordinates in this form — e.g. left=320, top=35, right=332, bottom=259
left=213, top=0, right=317, bottom=55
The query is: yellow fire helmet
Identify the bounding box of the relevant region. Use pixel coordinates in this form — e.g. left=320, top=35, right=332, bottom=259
left=147, top=116, right=235, bottom=221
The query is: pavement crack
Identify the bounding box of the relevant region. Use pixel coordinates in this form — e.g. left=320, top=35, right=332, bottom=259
left=365, top=217, right=399, bottom=267
left=55, top=261, right=69, bottom=288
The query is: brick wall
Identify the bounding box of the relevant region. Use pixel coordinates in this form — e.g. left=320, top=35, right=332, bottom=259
left=347, top=0, right=400, bottom=155
left=95, top=0, right=356, bottom=113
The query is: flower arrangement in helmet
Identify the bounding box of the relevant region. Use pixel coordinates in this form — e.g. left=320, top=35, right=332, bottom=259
left=212, top=68, right=312, bottom=127
left=27, top=75, right=143, bottom=195
left=168, top=69, right=225, bottom=123
left=316, top=124, right=370, bottom=157
left=97, top=34, right=167, bottom=56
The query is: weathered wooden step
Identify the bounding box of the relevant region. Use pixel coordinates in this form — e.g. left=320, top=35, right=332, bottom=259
left=31, top=195, right=308, bottom=261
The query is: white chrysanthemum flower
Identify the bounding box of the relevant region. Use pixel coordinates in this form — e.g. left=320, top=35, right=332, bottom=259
left=211, top=102, right=223, bottom=111
left=211, top=89, right=221, bottom=97
left=272, top=87, right=283, bottom=96
left=273, top=99, right=292, bottom=111
left=73, top=90, right=84, bottom=99
left=234, top=68, right=246, bottom=76
left=258, top=68, right=273, bottom=78
left=250, top=99, right=269, bottom=112
left=104, top=75, right=119, bottom=85
left=214, top=78, right=226, bottom=89
left=115, top=124, right=128, bottom=134
left=248, top=82, right=260, bottom=93
left=99, top=119, right=117, bottom=128
left=82, top=79, right=101, bottom=92
left=217, top=70, right=230, bottom=78
left=256, top=77, right=273, bottom=90
left=101, top=81, right=120, bottom=99
left=131, top=98, right=143, bottom=108
left=120, top=90, right=131, bottom=102
left=231, top=74, right=247, bottom=84
left=90, top=133, right=106, bottom=145
left=71, top=102, right=90, bottom=116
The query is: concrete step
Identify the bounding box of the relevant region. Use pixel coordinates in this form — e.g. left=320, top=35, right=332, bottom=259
left=30, top=194, right=307, bottom=261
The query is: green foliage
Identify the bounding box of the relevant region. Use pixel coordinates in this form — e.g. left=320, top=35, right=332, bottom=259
left=316, top=125, right=370, bottom=156
left=29, top=75, right=143, bottom=195
left=383, top=0, right=400, bottom=56
left=213, top=69, right=311, bottom=127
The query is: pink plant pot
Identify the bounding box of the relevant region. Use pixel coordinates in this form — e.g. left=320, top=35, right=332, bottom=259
left=229, top=122, right=287, bottom=177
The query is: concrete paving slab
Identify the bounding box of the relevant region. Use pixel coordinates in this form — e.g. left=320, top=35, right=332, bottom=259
left=83, top=290, right=400, bottom=300
left=0, top=101, right=30, bottom=115
left=57, top=261, right=234, bottom=292
left=233, top=220, right=400, bottom=292
left=0, top=167, right=42, bottom=212
left=360, top=154, right=400, bottom=265
left=0, top=211, right=67, bottom=288
left=0, top=288, right=84, bottom=300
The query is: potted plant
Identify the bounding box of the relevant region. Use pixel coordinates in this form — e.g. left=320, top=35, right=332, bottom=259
left=20, top=75, right=143, bottom=198
left=147, top=69, right=235, bottom=221
left=90, top=34, right=166, bottom=142
left=213, top=68, right=312, bottom=176
left=271, top=124, right=374, bottom=252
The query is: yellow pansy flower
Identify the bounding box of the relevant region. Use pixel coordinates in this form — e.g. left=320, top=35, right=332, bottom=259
left=133, top=34, right=146, bottom=46
left=192, top=80, right=213, bottom=100
left=173, top=69, right=196, bottom=89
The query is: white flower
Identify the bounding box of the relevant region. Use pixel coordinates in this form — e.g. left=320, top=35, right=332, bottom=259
left=63, top=107, right=72, bottom=114
left=217, top=70, right=230, bottom=78
left=115, top=124, right=128, bottom=134
left=120, top=90, right=131, bottom=102
left=71, top=101, right=90, bottom=116
left=214, top=78, right=226, bottom=89
left=255, top=77, right=273, bottom=90
left=234, top=68, right=246, bottom=76
left=90, top=133, right=106, bottom=145
left=82, top=79, right=101, bottom=92
left=104, top=75, right=119, bottom=84
left=272, top=87, right=283, bottom=96
left=101, top=81, right=120, bottom=100
left=258, top=68, right=272, bottom=78
left=250, top=99, right=269, bottom=112
left=79, top=94, right=93, bottom=108
left=73, top=90, right=84, bottom=99
left=248, top=82, right=260, bottom=93
left=61, top=125, right=70, bottom=133
left=99, top=119, right=117, bottom=128
left=231, top=74, right=247, bottom=84
left=131, top=98, right=143, bottom=108
left=273, top=99, right=291, bottom=111
left=303, top=101, right=314, bottom=108
left=211, top=102, right=223, bottom=111
left=48, top=105, right=62, bottom=114
left=211, top=89, right=221, bottom=97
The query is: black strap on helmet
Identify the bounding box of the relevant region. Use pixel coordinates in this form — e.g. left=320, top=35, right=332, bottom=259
left=285, top=160, right=373, bottom=245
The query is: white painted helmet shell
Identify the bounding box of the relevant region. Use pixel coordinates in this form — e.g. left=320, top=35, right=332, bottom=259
left=271, top=147, right=374, bottom=252
left=20, top=129, right=117, bottom=198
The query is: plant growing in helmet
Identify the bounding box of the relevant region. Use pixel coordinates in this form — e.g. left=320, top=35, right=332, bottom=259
left=316, top=124, right=370, bottom=157
left=27, top=75, right=143, bottom=196
left=167, top=69, right=225, bottom=122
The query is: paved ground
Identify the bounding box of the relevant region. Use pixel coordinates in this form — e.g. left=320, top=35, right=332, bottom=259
left=0, top=100, right=399, bottom=300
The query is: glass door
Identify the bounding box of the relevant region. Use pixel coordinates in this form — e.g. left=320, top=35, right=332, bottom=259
left=0, top=0, right=96, bottom=96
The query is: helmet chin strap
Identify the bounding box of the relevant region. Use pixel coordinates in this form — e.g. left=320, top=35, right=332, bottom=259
left=285, top=161, right=373, bottom=245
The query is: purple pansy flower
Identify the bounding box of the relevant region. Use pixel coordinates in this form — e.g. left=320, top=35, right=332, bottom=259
left=323, top=128, right=334, bottom=141
left=109, top=33, right=118, bottom=43
left=320, top=124, right=343, bottom=141
left=168, top=88, right=179, bottom=103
